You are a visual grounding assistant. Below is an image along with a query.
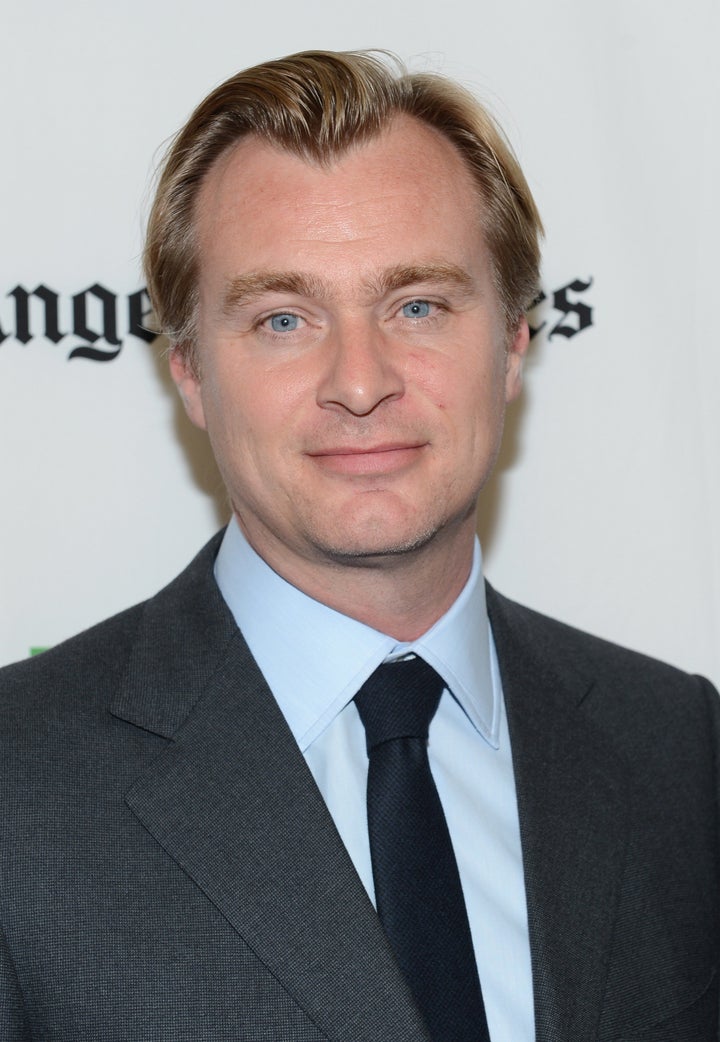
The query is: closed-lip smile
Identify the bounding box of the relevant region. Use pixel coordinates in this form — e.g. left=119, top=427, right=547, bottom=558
left=307, top=442, right=427, bottom=475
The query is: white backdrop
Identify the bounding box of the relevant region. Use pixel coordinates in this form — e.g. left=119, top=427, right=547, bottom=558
left=2, top=0, right=718, bottom=687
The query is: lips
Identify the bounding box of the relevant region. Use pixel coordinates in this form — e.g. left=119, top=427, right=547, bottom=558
left=307, top=442, right=427, bottom=476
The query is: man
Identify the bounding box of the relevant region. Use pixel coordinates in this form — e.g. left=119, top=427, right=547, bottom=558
left=1, top=50, right=717, bottom=1042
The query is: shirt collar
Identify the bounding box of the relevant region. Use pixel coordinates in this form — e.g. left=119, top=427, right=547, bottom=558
left=214, top=517, right=500, bottom=751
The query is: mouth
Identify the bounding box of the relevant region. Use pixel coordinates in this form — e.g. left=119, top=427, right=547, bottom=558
left=307, top=442, right=427, bottom=476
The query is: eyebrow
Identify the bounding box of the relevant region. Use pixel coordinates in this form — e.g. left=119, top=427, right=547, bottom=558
left=221, top=271, right=328, bottom=314
left=366, top=263, right=476, bottom=298
left=220, top=262, right=476, bottom=314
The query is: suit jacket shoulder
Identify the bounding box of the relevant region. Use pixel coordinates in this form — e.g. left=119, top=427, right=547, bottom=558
left=487, top=582, right=719, bottom=735
left=0, top=532, right=229, bottom=731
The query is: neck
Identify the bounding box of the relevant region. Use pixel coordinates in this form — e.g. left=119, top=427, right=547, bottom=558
left=235, top=515, right=477, bottom=642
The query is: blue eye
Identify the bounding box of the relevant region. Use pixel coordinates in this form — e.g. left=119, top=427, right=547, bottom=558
left=402, top=300, right=431, bottom=318
left=269, top=313, right=299, bottom=332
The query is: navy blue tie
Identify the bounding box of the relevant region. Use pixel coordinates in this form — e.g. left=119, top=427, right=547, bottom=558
left=355, top=656, right=490, bottom=1042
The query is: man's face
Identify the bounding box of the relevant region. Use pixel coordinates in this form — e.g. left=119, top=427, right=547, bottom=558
left=171, top=116, right=528, bottom=583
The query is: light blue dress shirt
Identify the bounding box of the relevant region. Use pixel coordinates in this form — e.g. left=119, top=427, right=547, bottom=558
left=215, top=517, right=534, bottom=1041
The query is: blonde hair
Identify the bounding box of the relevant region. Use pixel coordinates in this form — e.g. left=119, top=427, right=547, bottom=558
left=144, top=50, right=542, bottom=366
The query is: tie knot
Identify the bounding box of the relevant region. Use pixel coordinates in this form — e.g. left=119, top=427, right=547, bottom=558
left=354, top=656, right=445, bottom=752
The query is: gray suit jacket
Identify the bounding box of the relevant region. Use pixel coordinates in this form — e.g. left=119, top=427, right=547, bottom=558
left=1, top=534, right=718, bottom=1041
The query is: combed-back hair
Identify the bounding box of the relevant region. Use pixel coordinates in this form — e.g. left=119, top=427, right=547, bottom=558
left=144, top=50, right=542, bottom=366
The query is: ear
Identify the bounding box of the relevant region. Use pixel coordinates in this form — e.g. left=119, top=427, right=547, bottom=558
left=168, top=345, right=207, bottom=430
left=504, top=317, right=530, bottom=403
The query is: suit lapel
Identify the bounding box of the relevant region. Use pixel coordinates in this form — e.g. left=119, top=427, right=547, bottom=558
left=488, top=586, right=630, bottom=1042
left=111, top=538, right=429, bottom=1042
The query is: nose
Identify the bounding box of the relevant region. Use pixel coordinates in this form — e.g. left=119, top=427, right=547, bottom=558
left=316, top=320, right=404, bottom=417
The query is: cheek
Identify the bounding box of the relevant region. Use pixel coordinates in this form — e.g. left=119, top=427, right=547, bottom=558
left=413, top=348, right=505, bottom=424
left=406, top=350, right=460, bottom=410
left=200, top=360, right=310, bottom=461
left=197, top=370, right=252, bottom=456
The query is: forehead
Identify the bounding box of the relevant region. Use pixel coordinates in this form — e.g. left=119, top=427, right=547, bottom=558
left=194, top=116, right=485, bottom=270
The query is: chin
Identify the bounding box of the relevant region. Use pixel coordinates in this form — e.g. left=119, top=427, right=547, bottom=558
left=306, top=515, right=449, bottom=567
